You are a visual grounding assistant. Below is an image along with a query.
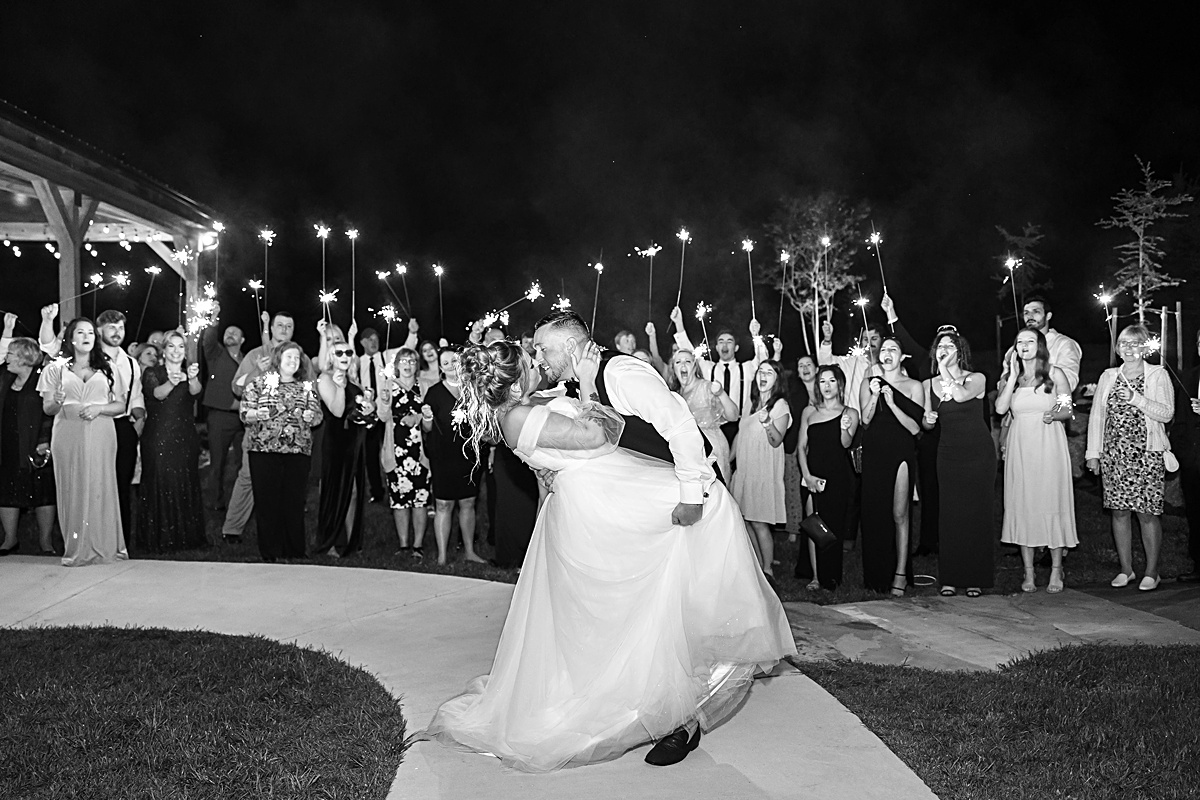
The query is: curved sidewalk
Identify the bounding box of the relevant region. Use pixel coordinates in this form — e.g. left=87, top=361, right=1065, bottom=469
left=1, top=558, right=935, bottom=800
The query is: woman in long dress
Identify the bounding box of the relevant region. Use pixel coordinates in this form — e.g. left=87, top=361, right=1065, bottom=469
left=859, top=337, right=924, bottom=595
left=996, top=328, right=1077, bottom=593
left=666, top=348, right=737, bottom=482
left=138, top=331, right=206, bottom=553
left=920, top=330, right=995, bottom=598
left=796, top=365, right=858, bottom=589
left=784, top=355, right=817, bottom=549
left=426, top=340, right=794, bottom=773
left=312, top=340, right=372, bottom=557
left=37, top=318, right=128, bottom=566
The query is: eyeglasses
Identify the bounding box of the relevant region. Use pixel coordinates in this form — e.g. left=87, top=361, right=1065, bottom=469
left=396, top=358, right=418, bottom=365
left=332, top=348, right=354, bottom=357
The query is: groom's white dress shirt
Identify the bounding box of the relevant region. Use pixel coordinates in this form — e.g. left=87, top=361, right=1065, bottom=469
left=600, top=356, right=715, bottom=505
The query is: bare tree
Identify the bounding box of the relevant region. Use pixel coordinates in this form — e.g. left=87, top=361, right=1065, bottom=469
left=995, top=223, right=1051, bottom=310
left=1097, top=157, right=1194, bottom=323
left=762, top=192, right=868, bottom=347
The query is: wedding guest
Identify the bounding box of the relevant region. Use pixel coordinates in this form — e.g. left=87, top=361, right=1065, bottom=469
left=785, top=354, right=818, bottom=551
left=667, top=348, right=737, bottom=482
left=643, top=321, right=668, bottom=374
left=138, top=331, right=206, bottom=553
left=859, top=337, right=924, bottom=595
left=223, top=311, right=304, bottom=544
left=921, top=329, right=995, bottom=598
left=94, top=310, right=144, bottom=547
left=1172, top=329, right=1200, bottom=582
left=818, top=319, right=885, bottom=414
left=315, top=320, right=348, bottom=375
left=200, top=303, right=244, bottom=510
left=796, top=365, right=858, bottom=589
left=1000, top=297, right=1083, bottom=391
left=996, top=329, right=1077, bottom=593
left=0, top=336, right=56, bottom=555
left=729, top=360, right=791, bottom=579
left=1087, top=325, right=1174, bottom=591
left=416, top=339, right=442, bottom=398
left=385, top=347, right=430, bottom=557
left=422, top=348, right=486, bottom=565
left=312, top=340, right=373, bottom=557
left=670, top=305, right=767, bottom=444
left=134, top=342, right=160, bottom=369
left=240, top=341, right=321, bottom=562
left=38, top=318, right=128, bottom=566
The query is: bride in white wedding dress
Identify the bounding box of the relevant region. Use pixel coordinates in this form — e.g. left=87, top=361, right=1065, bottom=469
left=424, top=338, right=795, bottom=773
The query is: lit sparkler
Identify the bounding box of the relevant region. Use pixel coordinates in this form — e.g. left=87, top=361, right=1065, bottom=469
left=675, top=227, right=691, bottom=310
left=742, top=239, right=757, bottom=320
left=591, top=261, right=604, bottom=331
left=395, top=262, right=412, bottom=314
left=346, top=228, right=359, bottom=320
left=259, top=228, right=275, bottom=305
left=695, top=301, right=712, bottom=351
left=867, top=225, right=887, bottom=291
left=637, top=243, right=662, bottom=320
left=553, top=295, right=572, bottom=312
left=433, top=263, right=445, bottom=338
left=135, top=265, right=163, bottom=339
left=1004, top=255, right=1021, bottom=322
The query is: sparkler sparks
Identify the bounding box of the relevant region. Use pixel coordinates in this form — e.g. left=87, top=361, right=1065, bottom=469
left=553, top=296, right=572, bottom=312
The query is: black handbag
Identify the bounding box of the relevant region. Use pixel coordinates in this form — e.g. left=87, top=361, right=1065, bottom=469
left=799, top=494, right=838, bottom=550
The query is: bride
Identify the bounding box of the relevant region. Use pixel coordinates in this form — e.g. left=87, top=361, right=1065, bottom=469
left=423, top=339, right=795, bottom=772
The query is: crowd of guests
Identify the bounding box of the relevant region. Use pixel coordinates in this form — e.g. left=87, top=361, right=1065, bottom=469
left=1, top=290, right=1198, bottom=601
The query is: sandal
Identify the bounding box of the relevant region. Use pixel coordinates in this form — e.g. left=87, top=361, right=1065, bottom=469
left=805, top=578, right=820, bottom=591
left=1021, top=571, right=1037, bottom=593
left=891, top=572, right=907, bottom=598
left=411, top=548, right=424, bottom=562
left=1047, top=567, right=1064, bottom=594
left=939, top=586, right=957, bottom=597
left=965, top=588, right=982, bottom=598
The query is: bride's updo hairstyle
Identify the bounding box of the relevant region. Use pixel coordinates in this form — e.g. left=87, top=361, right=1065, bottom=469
left=456, top=340, right=525, bottom=460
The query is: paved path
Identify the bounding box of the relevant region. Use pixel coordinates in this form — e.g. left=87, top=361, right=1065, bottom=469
left=0, top=558, right=936, bottom=800
left=785, top=587, right=1200, bottom=672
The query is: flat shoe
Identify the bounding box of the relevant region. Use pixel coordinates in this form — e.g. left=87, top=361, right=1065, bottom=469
left=0, top=542, right=19, bottom=556
left=644, top=726, right=701, bottom=766
left=1138, top=576, right=1160, bottom=592
left=1111, top=572, right=1136, bottom=588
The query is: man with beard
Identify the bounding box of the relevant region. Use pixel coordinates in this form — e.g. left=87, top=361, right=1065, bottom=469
left=201, top=304, right=245, bottom=510
left=1000, top=297, right=1082, bottom=391
left=670, top=305, right=766, bottom=445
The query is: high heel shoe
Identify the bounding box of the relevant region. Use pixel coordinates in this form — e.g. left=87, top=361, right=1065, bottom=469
left=1021, top=571, right=1037, bottom=593
left=891, top=572, right=907, bottom=597
left=1047, top=566, right=1064, bottom=594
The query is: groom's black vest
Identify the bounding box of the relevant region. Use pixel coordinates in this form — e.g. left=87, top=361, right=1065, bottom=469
left=594, top=352, right=676, bottom=464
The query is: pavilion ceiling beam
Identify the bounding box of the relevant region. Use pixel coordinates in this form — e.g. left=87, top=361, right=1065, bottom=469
left=147, top=240, right=188, bottom=281
left=31, top=177, right=100, bottom=321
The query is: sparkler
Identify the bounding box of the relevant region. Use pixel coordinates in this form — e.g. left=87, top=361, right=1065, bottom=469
left=376, top=270, right=407, bottom=316
left=591, top=262, right=604, bottom=332
left=636, top=243, right=661, bottom=320
left=498, top=281, right=543, bottom=313
left=315, top=224, right=330, bottom=298
left=246, top=279, right=264, bottom=320
left=433, top=263, right=445, bottom=338
left=135, top=265, right=162, bottom=339
left=867, top=225, right=887, bottom=291
left=816, top=236, right=832, bottom=332
left=553, top=295, right=572, bottom=312
left=187, top=285, right=218, bottom=335
left=396, top=263, right=412, bottom=315
left=319, top=289, right=338, bottom=323
left=742, top=239, right=757, bottom=320
left=259, top=229, right=275, bottom=306
left=695, top=301, right=712, bottom=351
left=777, top=251, right=790, bottom=332
left=1004, top=256, right=1021, bottom=322
left=211, top=221, right=224, bottom=288
left=346, top=229, right=359, bottom=321
left=380, top=304, right=397, bottom=351
left=675, top=227, right=691, bottom=308
left=854, top=292, right=870, bottom=330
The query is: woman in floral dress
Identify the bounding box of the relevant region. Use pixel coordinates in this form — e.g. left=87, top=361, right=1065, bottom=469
left=387, top=347, right=430, bottom=558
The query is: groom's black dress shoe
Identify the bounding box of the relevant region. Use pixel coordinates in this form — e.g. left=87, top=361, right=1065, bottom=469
left=644, top=726, right=701, bottom=766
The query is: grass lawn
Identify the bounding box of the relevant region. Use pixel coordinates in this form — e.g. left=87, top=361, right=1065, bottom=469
left=800, top=643, right=1200, bottom=800
left=0, top=627, right=408, bottom=800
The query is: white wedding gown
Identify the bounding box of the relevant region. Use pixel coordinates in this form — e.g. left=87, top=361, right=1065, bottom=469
left=425, top=397, right=796, bottom=772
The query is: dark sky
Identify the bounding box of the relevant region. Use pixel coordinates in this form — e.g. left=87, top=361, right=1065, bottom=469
left=4, top=1, right=1199, bottom=357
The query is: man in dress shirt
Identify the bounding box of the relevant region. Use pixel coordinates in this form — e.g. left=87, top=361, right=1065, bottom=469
left=999, top=297, right=1083, bottom=392
left=200, top=302, right=244, bottom=510
left=669, top=305, right=766, bottom=445
left=357, top=322, right=419, bottom=501
left=94, top=310, right=145, bottom=545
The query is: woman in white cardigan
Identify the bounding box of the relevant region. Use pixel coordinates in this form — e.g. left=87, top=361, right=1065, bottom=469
left=1086, top=325, right=1175, bottom=591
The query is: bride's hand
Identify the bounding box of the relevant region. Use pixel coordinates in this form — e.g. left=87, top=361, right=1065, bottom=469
left=571, top=340, right=601, bottom=388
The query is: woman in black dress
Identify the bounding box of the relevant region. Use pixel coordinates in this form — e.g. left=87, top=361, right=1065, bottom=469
left=858, top=337, right=925, bottom=595
left=312, top=341, right=373, bottom=557
left=921, top=330, right=995, bottom=597
left=0, top=336, right=56, bottom=555
left=796, top=364, right=858, bottom=589
left=138, top=331, right=206, bottom=552
left=422, top=348, right=486, bottom=566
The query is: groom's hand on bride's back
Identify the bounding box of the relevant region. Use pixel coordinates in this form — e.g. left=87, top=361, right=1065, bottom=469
left=671, top=502, right=703, bottom=527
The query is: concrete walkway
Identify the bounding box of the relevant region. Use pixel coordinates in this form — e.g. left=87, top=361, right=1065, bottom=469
left=0, top=558, right=936, bottom=800
left=785, top=586, right=1200, bottom=672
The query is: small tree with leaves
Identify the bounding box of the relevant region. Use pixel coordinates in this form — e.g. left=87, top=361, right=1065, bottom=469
left=1097, top=157, right=1194, bottom=323
left=762, top=192, right=868, bottom=348
left=995, top=223, right=1051, bottom=313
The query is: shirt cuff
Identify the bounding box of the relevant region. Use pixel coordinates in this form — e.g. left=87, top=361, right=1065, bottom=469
left=679, top=482, right=706, bottom=505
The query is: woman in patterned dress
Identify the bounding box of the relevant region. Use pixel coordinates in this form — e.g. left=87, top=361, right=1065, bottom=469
left=386, top=347, right=431, bottom=558
left=1086, top=325, right=1175, bottom=592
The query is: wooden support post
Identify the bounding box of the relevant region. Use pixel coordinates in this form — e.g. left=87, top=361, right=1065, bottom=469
left=31, top=179, right=97, bottom=322
left=1177, top=301, right=1185, bottom=371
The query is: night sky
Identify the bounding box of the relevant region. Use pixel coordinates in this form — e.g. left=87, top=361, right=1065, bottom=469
left=3, top=1, right=1199, bottom=361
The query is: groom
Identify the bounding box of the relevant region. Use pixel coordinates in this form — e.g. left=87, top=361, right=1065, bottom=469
left=532, top=310, right=715, bottom=764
